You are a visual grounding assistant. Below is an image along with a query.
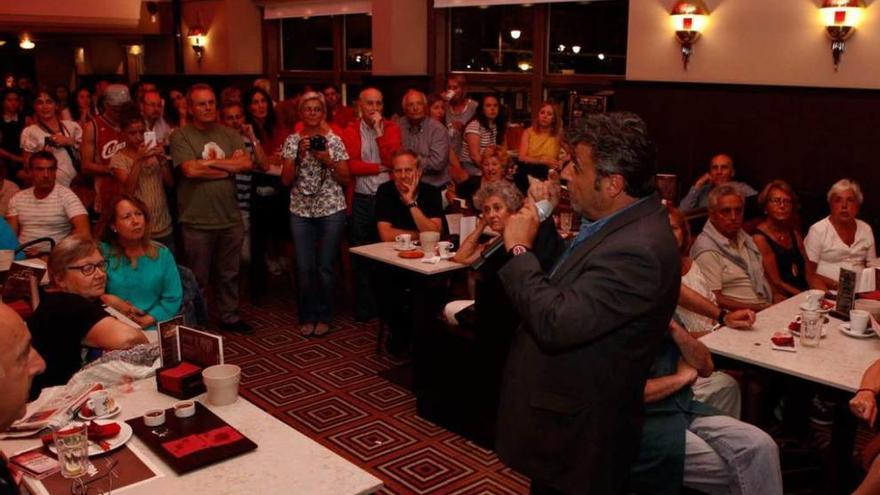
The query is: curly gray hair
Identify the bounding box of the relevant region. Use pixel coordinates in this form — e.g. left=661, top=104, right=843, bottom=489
left=473, top=180, right=523, bottom=213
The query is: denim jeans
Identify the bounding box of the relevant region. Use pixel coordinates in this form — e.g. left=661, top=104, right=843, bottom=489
left=290, top=210, right=347, bottom=324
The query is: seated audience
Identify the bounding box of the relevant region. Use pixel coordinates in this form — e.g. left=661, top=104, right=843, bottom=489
left=27, top=236, right=148, bottom=398
left=680, top=153, right=757, bottom=211
left=109, top=110, right=174, bottom=250
left=849, top=359, right=880, bottom=495
left=804, top=178, right=877, bottom=289
left=399, top=90, right=449, bottom=188
left=459, top=94, right=507, bottom=177
left=97, top=195, right=182, bottom=330
left=515, top=101, right=562, bottom=190
left=752, top=180, right=809, bottom=297
left=19, top=89, right=82, bottom=188
left=448, top=145, right=510, bottom=210
left=629, top=321, right=782, bottom=494
left=376, top=149, right=443, bottom=241
left=281, top=91, right=350, bottom=337
left=0, top=161, right=19, bottom=217
left=668, top=205, right=753, bottom=418
left=6, top=151, right=89, bottom=253
left=691, top=185, right=775, bottom=311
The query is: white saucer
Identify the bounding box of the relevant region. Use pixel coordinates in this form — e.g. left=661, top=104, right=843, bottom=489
left=394, top=245, right=417, bottom=252
left=77, top=404, right=121, bottom=421
left=49, top=421, right=133, bottom=457
left=839, top=323, right=877, bottom=339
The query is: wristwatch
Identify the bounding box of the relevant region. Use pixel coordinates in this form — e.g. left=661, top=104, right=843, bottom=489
left=509, top=244, right=530, bottom=256
left=407, top=200, right=419, bottom=209
left=716, top=308, right=729, bottom=326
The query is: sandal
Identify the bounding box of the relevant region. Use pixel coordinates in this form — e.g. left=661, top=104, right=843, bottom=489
left=299, top=323, right=315, bottom=336
left=314, top=322, right=330, bottom=337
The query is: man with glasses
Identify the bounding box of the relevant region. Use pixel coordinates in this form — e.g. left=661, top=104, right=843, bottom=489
left=691, top=184, right=776, bottom=311
left=6, top=152, right=89, bottom=255
left=170, top=84, right=253, bottom=334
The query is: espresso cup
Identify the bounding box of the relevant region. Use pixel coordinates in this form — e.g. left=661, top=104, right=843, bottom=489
left=85, top=390, right=115, bottom=417
left=850, top=309, right=871, bottom=334
left=395, top=233, right=412, bottom=250
left=437, top=241, right=453, bottom=257
left=420, top=231, right=440, bottom=255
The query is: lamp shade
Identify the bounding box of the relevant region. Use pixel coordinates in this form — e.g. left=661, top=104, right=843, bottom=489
left=670, top=0, right=709, bottom=33
left=187, top=25, right=206, bottom=46
left=820, top=0, right=865, bottom=28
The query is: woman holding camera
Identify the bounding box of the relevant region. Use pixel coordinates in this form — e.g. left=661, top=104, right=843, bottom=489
left=20, top=89, right=82, bottom=188
left=281, top=92, right=350, bottom=337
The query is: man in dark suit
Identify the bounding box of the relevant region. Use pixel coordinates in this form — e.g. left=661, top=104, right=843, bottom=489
left=497, top=112, right=681, bottom=494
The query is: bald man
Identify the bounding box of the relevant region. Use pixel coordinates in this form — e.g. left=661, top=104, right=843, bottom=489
left=341, top=87, right=401, bottom=322
left=680, top=153, right=757, bottom=211
left=0, top=304, right=45, bottom=494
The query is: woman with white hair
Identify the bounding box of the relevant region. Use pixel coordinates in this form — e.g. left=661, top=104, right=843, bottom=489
left=281, top=91, right=350, bottom=337
left=804, top=178, right=878, bottom=289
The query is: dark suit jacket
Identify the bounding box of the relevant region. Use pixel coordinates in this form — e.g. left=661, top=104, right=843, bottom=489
left=495, top=194, right=681, bottom=494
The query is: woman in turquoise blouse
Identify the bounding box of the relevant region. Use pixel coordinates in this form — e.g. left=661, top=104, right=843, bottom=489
left=97, top=194, right=182, bottom=329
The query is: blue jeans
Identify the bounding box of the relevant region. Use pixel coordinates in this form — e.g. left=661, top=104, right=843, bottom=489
left=290, top=210, right=347, bottom=324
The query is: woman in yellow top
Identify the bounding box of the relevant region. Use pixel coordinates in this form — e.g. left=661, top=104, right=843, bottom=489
left=515, top=102, right=562, bottom=191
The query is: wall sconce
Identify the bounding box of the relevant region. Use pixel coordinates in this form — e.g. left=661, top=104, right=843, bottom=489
left=187, top=24, right=207, bottom=63
left=145, top=1, right=159, bottom=23
left=670, top=0, right=709, bottom=70
left=509, top=29, right=521, bottom=40
left=820, top=0, right=866, bottom=71
left=19, top=33, right=35, bottom=50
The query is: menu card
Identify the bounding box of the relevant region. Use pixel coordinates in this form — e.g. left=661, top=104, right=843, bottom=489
left=157, top=316, right=185, bottom=367
left=157, top=320, right=224, bottom=368
left=833, top=268, right=857, bottom=320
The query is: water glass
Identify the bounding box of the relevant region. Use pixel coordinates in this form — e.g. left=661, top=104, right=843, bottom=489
left=800, top=309, right=822, bottom=348
left=53, top=422, right=89, bottom=478
left=560, top=211, right=573, bottom=233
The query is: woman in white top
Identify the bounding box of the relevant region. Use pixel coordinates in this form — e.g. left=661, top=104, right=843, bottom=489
left=20, top=89, right=82, bottom=188
left=804, top=179, right=878, bottom=290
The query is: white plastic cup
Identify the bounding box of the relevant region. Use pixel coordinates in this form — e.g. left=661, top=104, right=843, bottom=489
left=202, top=364, right=241, bottom=406
left=420, top=231, right=440, bottom=255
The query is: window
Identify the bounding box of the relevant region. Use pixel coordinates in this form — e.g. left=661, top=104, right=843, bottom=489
left=547, top=1, right=628, bottom=75
left=281, top=17, right=334, bottom=71
left=345, top=14, right=372, bottom=71
left=449, top=5, right=535, bottom=73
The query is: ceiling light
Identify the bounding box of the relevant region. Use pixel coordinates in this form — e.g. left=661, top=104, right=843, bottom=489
left=557, top=44, right=566, bottom=52
left=598, top=53, right=606, bottom=60
left=510, top=29, right=521, bottom=40
left=571, top=45, right=581, bottom=54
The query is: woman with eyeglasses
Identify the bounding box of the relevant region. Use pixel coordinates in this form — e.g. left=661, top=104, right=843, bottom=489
left=751, top=180, right=808, bottom=297
left=281, top=92, right=349, bottom=337
left=27, top=235, right=148, bottom=398
left=96, top=195, right=182, bottom=330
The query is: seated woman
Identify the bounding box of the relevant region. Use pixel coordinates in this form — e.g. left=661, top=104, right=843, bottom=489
left=27, top=236, right=148, bottom=398
left=96, top=195, right=182, bottom=330
left=751, top=180, right=808, bottom=298
left=849, top=359, right=880, bottom=494
left=515, top=101, right=562, bottom=191
left=446, top=146, right=510, bottom=210
left=805, top=178, right=878, bottom=289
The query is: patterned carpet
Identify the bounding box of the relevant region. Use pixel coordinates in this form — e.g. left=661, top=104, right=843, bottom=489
left=222, top=292, right=530, bottom=495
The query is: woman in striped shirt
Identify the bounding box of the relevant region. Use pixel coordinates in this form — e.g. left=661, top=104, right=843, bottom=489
left=460, top=94, right=507, bottom=178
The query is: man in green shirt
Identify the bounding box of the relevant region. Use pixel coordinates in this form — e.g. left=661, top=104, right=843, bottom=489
left=171, top=84, right=253, bottom=333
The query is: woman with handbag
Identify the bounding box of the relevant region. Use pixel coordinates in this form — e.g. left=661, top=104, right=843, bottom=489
left=19, top=89, right=83, bottom=189
left=280, top=92, right=350, bottom=337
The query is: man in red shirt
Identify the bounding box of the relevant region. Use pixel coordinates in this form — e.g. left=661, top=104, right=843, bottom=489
left=340, top=87, right=401, bottom=322
left=81, top=84, right=130, bottom=214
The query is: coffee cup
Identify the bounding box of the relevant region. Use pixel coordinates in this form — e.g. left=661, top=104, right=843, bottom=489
left=437, top=241, right=453, bottom=257
left=202, top=364, right=241, bottom=406
left=85, top=390, right=116, bottom=417
left=420, top=231, right=440, bottom=255
left=805, top=289, right=825, bottom=310
left=395, top=233, right=412, bottom=250
left=855, top=299, right=880, bottom=321
left=850, top=309, right=871, bottom=334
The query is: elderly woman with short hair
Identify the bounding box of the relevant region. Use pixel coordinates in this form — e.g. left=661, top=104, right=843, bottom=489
left=804, top=179, right=878, bottom=290
left=446, top=145, right=510, bottom=210
left=27, top=236, right=148, bottom=398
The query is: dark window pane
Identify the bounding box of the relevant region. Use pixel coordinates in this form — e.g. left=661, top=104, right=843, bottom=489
left=450, top=5, right=534, bottom=73
left=345, top=14, right=372, bottom=71
left=281, top=17, right=334, bottom=71
left=548, top=0, right=628, bottom=75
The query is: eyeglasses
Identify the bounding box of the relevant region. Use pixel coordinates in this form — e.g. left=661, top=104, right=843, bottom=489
left=67, top=260, right=107, bottom=276
left=768, top=198, right=792, bottom=206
